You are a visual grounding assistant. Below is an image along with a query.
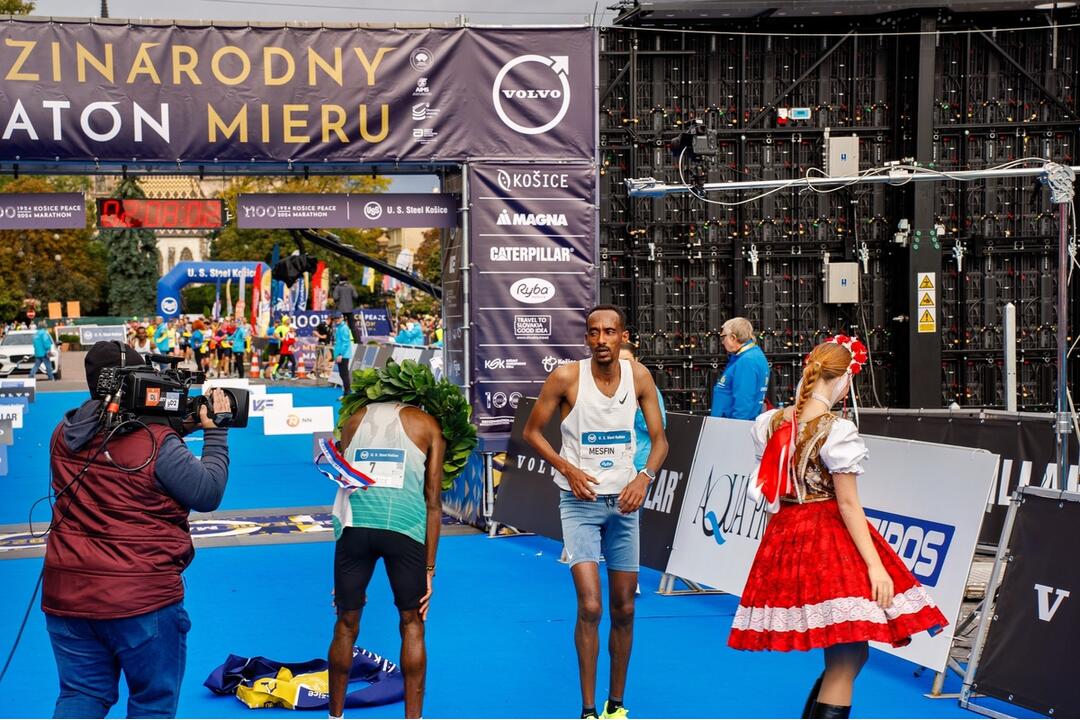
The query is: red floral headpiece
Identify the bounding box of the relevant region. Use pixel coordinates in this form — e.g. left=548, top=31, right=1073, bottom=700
left=817, top=334, right=869, bottom=375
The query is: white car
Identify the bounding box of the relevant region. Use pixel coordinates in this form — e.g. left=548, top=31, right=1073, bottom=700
left=0, top=331, right=63, bottom=379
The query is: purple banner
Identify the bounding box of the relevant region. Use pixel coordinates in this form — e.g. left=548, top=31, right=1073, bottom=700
left=238, top=193, right=457, bottom=229
left=0, top=22, right=595, bottom=164
left=0, top=193, right=84, bottom=229
left=467, top=163, right=596, bottom=433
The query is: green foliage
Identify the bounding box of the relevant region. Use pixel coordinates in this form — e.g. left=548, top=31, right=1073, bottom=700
left=209, top=175, right=391, bottom=306
left=101, top=178, right=159, bottom=317
left=0, top=0, right=36, bottom=14
left=181, top=284, right=217, bottom=316
left=338, top=360, right=477, bottom=490
left=0, top=177, right=107, bottom=320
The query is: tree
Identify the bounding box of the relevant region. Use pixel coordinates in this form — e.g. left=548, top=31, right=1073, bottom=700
left=413, top=227, right=442, bottom=283
left=101, top=178, right=159, bottom=317
left=0, top=0, right=35, bottom=14
left=0, top=177, right=107, bottom=320
left=209, top=175, right=391, bottom=308
left=399, top=227, right=442, bottom=315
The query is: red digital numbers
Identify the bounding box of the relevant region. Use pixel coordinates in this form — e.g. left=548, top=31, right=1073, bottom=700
left=96, top=199, right=225, bottom=230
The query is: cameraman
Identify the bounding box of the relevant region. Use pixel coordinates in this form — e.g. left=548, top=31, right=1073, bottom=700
left=42, top=341, right=232, bottom=718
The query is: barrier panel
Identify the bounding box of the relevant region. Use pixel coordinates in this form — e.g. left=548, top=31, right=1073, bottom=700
left=664, top=416, right=998, bottom=673
left=492, top=397, right=703, bottom=572
left=962, top=487, right=1080, bottom=718
left=859, top=409, right=1079, bottom=545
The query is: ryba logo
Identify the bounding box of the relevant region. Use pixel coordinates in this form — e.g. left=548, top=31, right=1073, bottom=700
left=491, top=54, right=571, bottom=135
left=496, top=210, right=568, bottom=227
left=510, top=278, right=555, bottom=304
left=1034, top=584, right=1070, bottom=622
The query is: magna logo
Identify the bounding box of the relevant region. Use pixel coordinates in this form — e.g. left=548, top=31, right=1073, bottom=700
left=492, top=54, right=571, bottom=135
left=865, top=508, right=955, bottom=586
left=510, top=278, right=555, bottom=304
left=496, top=210, right=567, bottom=227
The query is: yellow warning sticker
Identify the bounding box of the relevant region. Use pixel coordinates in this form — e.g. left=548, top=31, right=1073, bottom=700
left=918, top=307, right=937, bottom=333
left=919, top=291, right=936, bottom=307
left=917, top=272, right=935, bottom=290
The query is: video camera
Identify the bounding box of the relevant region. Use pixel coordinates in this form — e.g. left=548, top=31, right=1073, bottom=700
left=95, top=354, right=249, bottom=431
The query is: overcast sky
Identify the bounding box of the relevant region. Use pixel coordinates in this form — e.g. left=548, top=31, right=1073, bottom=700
left=33, top=0, right=615, bottom=26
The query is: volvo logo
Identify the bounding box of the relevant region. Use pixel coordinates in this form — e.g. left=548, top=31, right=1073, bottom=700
left=492, top=54, right=571, bottom=135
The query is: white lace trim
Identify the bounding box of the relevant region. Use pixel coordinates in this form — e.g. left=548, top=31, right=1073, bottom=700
left=732, top=586, right=939, bottom=633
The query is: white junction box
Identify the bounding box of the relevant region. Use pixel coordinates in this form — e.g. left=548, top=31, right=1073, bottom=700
left=825, top=134, right=860, bottom=177
left=825, top=262, right=860, bottom=304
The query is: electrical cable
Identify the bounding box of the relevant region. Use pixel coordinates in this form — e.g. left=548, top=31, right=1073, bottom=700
left=609, top=19, right=1080, bottom=39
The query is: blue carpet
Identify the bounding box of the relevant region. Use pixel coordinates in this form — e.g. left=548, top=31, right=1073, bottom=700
left=0, top=390, right=1041, bottom=718
left=0, top=534, right=1039, bottom=718
left=2, top=388, right=343, bottom=527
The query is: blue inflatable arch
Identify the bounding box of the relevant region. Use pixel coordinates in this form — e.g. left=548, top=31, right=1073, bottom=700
left=156, top=261, right=270, bottom=319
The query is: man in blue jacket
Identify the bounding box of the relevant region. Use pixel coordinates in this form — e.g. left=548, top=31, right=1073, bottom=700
left=30, top=323, right=56, bottom=381
left=333, top=313, right=355, bottom=399
left=710, top=317, right=770, bottom=420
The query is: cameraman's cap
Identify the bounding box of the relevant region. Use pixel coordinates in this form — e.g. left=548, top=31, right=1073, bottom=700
left=85, top=341, right=145, bottom=398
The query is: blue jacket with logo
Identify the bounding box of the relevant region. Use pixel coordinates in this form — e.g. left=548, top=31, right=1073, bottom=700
left=710, top=341, right=769, bottom=420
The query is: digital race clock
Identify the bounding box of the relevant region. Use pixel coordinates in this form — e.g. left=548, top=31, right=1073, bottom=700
left=96, top=198, right=225, bottom=230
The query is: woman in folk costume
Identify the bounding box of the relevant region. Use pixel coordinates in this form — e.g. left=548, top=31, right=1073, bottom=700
left=728, top=336, right=948, bottom=719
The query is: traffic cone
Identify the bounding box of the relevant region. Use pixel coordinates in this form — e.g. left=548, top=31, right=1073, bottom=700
left=249, top=353, right=260, bottom=379
left=296, top=355, right=307, bottom=380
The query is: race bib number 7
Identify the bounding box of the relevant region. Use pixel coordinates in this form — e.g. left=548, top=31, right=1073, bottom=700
left=352, top=447, right=406, bottom=489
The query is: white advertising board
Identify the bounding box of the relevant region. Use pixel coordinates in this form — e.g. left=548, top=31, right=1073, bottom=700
left=264, top=405, right=335, bottom=435
left=665, top=416, right=997, bottom=672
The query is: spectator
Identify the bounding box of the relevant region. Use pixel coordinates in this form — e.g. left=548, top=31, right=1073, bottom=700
left=130, top=326, right=153, bottom=355
left=277, top=330, right=297, bottom=379
left=332, top=313, right=354, bottom=399
left=313, top=316, right=332, bottom=379
left=332, top=276, right=359, bottom=342
left=153, top=317, right=173, bottom=355
left=710, top=317, right=770, bottom=419
left=191, top=319, right=208, bottom=373
left=30, top=323, right=56, bottom=381
left=620, top=341, right=668, bottom=472
left=230, top=322, right=249, bottom=378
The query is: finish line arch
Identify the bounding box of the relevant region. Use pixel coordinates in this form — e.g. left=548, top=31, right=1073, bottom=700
left=157, top=261, right=269, bottom=320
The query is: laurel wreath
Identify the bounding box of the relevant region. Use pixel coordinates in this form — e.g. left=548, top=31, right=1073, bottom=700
left=338, top=359, right=478, bottom=489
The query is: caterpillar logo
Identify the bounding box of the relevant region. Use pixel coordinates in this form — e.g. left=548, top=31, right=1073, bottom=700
left=865, top=508, right=955, bottom=586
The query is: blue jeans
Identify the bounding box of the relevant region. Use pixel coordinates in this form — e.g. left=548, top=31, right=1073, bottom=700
left=559, top=491, right=640, bottom=573
left=30, top=354, right=55, bottom=380
left=45, top=601, right=191, bottom=718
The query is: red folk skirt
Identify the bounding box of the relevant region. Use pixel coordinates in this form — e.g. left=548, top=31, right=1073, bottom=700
left=728, top=498, right=949, bottom=652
